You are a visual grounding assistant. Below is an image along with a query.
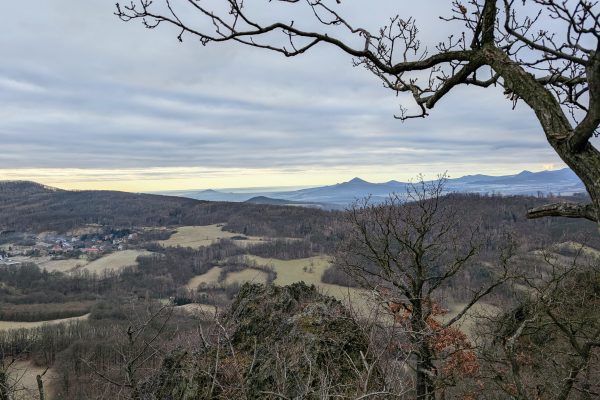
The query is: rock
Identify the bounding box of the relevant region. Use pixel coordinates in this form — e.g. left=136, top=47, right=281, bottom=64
left=224, top=282, right=376, bottom=398
left=151, top=282, right=380, bottom=399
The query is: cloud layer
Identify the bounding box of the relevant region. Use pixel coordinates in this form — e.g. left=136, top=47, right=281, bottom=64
left=0, top=0, right=577, bottom=189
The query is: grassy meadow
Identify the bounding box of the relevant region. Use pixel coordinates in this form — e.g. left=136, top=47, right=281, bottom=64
left=39, top=258, right=88, bottom=273
left=158, top=224, right=266, bottom=248
left=0, top=313, right=89, bottom=332
left=79, top=250, right=153, bottom=274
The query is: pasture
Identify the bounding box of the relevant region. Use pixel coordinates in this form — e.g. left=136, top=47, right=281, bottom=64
left=176, top=303, right=219, bottom=315
left=0, top=313, right=89, bottom=332
left=224, top=269, right=269, bottom=285
left=78, top=250, right=152, bottom=274
left=443, top=302, right=500, bottom=338
left=39, top=258, right=88, bottom=273
left=243, top=255, right=331, bottom=286
left=158, top=224, right=265, bottom=249
left=186, top=266, right=222, bottom=289
left=185, top=254, right=370, bottom=308
left=185, top=256, right=332, bottom=290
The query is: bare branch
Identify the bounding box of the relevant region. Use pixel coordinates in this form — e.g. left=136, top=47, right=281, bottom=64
left=527, top=201, right=598, bottom=222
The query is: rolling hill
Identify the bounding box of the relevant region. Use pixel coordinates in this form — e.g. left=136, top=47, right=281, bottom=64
left=0, top=181, right=335, bottom=235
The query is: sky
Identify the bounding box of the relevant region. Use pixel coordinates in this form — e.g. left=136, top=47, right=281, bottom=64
left=0, top=0, right=581, bottom=192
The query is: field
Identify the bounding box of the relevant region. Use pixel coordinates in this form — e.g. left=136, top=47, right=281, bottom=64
left=79, top=250, right=153, bottom=274
left=184, top=254, right=370, bottom=308
left=0, top=243, right=14, bottom=251
left=181, top=256, right=501, bottom=336
left=225, top=269, right=269, bottom=285
left=186, top=256, right=332, bottom=289
left=555, top=240, right=600, bottom=258
left=10, top=360, right=57, bottom=400
left=186, top=266, right=222, bottom=289
left=9, top=255, right=87, bottom=273
left=443, top=302, right=500, bottom=338
left=0, top=313, right=89, bottom=332
left=244, top=255, right=331, bottom=286
left=38, top=258, right=88, bottom=272
left=158, top=224, right=266, bottom=248
left=185, top=266, right=268, bottom=289
left=176, top=303, right=220, bottom=315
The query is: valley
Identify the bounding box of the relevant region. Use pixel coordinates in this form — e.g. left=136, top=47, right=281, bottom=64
left=0, top=182, right=599, bottom=398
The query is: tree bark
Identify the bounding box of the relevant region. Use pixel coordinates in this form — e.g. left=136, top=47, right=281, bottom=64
left=0, top=371, right=9, bottom=400
left=412, top=304, right=436, bottom=400
left=415, top=349, right=436, bottom=400
left=526, top=202, right=598, bottom=222
left=36, top=374, right=45, bottom=400
left=483, top=45, right=600, bottom=228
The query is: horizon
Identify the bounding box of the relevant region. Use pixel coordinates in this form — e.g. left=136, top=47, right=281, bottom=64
left=2, top=165, right=568, bottom=193
left=0, top=1, right=575, bottom=191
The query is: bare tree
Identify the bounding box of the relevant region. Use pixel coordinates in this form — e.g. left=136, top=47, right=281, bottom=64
left=83, top=303, right=174, bottom=399
left=337, top=178, right=514, bottom=399
left=478, top=244, right=600, bottom=400
left=115, top=0, right=600, bottom=226
left=0, top=358, right=14, bottom=400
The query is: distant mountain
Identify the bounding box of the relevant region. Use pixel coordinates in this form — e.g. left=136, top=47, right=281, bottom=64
left=163, top=168, right=585, bottom=208
left=468, top=168, right=577, bottom=185
left=443, top=168, right=584, bottom=197
left=270, top=178, right=403, bottom=206
left=171, top=189, right=253, bottom=202
left=245, top=196, right=288, bottom=205
left=244, top=196, right=326, bottom=208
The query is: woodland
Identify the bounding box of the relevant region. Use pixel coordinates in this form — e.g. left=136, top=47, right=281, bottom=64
left=0, top=180, right=598, bottom=399
left=2, top=0, right=600, bottom=398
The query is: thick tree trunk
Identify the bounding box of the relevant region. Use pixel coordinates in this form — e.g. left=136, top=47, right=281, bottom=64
left=36, top=374, right=45, bottom=400
left=412, top=304, right=436, bottom=400
left=415, top=350, right=436, bottom=400
left=484, top=46, right=600, bottom=228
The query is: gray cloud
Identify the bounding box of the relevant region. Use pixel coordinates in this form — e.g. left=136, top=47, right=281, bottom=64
left=0, top=0, right=576, bottom=184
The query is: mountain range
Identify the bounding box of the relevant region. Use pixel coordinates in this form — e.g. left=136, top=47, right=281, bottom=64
left=158, top=168, right=586, bottom=209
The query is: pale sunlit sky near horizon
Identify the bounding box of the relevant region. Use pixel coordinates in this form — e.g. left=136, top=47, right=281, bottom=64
left=0, top=1, right=582, bottom=192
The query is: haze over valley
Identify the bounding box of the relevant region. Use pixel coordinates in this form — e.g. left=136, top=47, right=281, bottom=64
left=161, top=167, right=585, bottom=208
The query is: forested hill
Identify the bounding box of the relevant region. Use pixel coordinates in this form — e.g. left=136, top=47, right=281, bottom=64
left=0, top=181, right=336, bottom=235
left=1, top=181, right=598, bottom=248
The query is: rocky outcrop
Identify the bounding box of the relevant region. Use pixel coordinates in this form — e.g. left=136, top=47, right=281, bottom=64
left=151, top=282, right=380, bottom=399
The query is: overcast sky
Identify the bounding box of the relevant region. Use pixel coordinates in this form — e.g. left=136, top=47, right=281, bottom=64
left=0, top=0, right=579, bottom=191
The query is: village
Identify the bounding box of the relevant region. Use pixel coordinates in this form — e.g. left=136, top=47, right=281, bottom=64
left=0, top=228, right=141, bottom=267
